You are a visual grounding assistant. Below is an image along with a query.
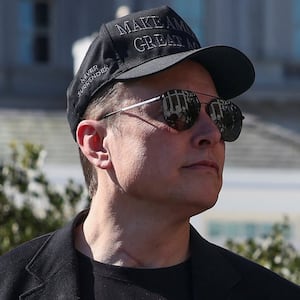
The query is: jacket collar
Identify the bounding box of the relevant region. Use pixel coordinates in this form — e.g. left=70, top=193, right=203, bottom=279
left=190, top=226, right=241, bottom=298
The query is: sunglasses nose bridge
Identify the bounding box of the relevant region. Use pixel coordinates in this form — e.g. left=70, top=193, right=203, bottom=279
left=191, top=106, right=223, bottom=142
left=197, top=100, right=217, bottom=126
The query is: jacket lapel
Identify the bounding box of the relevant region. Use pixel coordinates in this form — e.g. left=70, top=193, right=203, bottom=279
left=20, top=217, right=82, bottom=300
left=190, top=226, right=241, bottom=299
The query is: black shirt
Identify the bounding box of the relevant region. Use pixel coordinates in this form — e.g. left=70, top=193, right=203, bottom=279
left=77, top=251, right=193, bottom=300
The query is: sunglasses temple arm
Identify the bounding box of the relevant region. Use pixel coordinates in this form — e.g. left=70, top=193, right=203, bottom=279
left=102, top=96, right=161, bottom=119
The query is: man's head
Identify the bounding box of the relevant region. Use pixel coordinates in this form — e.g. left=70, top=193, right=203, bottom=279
left=67, top=5, right=254, bottom=141
left=66, top=6, right=255, bottom=213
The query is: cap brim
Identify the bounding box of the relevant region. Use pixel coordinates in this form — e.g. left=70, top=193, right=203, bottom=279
left=116, top=45, right=255, bottom=99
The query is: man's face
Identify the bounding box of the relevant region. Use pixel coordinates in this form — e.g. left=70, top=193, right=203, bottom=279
left=106, top=60, right=225, bottom=218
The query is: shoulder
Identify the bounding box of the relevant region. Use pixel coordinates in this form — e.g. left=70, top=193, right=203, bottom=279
left=213, top=242, right=300, bottom=296
left=0, top=233, right=52, bottom=271
left=190, top=227, right=300, bottom=299
left=0, top=214, right=80, bottom=299
left=0, top=211, right=86, bottom=278
left=0, top=233, right=53, bottom=299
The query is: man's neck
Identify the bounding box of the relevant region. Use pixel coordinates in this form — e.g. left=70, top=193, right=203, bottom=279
left=74, top=202, right=191, bottom=268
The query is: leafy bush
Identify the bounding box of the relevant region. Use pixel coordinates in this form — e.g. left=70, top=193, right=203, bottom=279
left=226, top=217, right=300, bottom=284
left=0, top=142, right=88, bottom=254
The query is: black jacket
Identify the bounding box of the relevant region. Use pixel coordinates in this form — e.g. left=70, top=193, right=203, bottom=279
left=0, top=212, right=300, bottom=299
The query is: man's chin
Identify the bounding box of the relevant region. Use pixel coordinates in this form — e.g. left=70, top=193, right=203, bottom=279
left=186, top=196, right=219, bottom=218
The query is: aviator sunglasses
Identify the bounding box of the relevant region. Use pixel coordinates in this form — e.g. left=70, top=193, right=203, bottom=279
left=100, top=89, right=244, bottom=142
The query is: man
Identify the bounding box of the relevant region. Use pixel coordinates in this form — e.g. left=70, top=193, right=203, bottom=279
left=0, top=5, right=299, bottom=300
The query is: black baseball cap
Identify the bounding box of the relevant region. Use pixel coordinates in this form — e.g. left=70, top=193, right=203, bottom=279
left=67, top=5, right=255, bottom=140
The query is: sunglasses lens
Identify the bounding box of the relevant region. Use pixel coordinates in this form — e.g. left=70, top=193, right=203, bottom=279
left=207, top=99, right=243, bottom=142
left=160, top=90, right=242, bottom=142
left=161, top=90, right=200, bottom=131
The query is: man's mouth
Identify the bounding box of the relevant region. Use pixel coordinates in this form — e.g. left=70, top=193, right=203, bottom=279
left=183, top=160, right=219, bottom=173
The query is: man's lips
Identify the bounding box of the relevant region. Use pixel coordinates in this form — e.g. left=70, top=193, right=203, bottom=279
left=183, top=160, right=219, bottom=173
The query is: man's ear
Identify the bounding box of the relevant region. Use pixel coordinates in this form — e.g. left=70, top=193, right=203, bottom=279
left=76, top=120, right=111, bottom=169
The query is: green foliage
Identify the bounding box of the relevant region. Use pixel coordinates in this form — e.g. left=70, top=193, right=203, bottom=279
left=226, top=217, right=300, bottom=284
left=0, top=142, right=88, bottom=255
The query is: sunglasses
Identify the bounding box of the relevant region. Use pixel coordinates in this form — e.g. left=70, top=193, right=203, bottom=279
left=100, top=89, right=244, bottom=142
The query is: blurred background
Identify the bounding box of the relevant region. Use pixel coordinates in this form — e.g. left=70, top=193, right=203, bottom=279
left=0, top=0, right=300, bottom=249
